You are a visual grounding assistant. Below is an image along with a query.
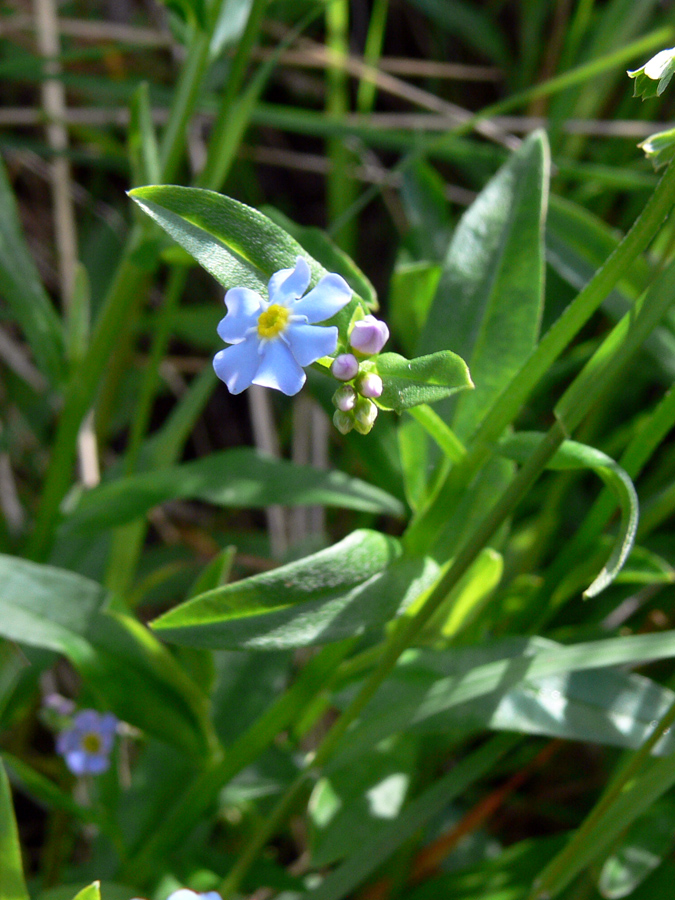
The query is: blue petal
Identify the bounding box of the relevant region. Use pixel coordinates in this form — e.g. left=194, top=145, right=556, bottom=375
left=253, top=339, right=305, bottom=395
left=73, top=710, right=101, bottom=733
left=64, top=750, right=90, bottom=776
left=292, top=273, right=352, bottom=323
left=218, top=288, right=262, bottom=344
left=213, top=337, right=260, bottom=394
left=224, top=286, right=262, bottom=317
left=83, top=753, right=110, bottom=775
left=267, top=266, right=295, bottom=299
left=56, top=728, right=79, bottom=755
left=286, top=323, right=338, bottom=367
left=98, top=713, right=118, bottom=737
left=268, top=257, right=311, bottom=305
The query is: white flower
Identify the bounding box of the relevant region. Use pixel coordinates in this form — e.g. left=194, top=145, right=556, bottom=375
left=213, top=257, right=352, bottom=396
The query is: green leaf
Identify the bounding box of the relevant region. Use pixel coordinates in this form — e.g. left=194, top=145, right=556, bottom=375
left=388, top=261, right=442, bottom=357
left=0, top=643, right=28, bottom=726
left=306, top=736, right=517, bottom=900
left=128, top=185, right=362, bottom=332
left=210, top=0, right=254, bottom=58
left=329, top=632, right=675, bottom=769
left=0, top=757, right=29, bottom=900
left=151, top=531, right=441, bottom=650
left=498, top=432, right=638, bottom=597
left=70, top=883, right=100, bottom=900
left=60, top=449, right=403, bottom=538
left=374, top=351, right=473, bottom=412
left=82, top=612, right=217, bottom=758
left=418, top=131, right=549, bottom=438
left=0, top=155, right=65, bottom=384
left=264, top=206, right=378, bottom=310
left=0, top=555, right=103, bottom=664
left=309, top=736, right=417, bottom=867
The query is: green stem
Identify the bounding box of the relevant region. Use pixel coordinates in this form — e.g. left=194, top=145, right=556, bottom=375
left=218, top=422, right=569, bottom=898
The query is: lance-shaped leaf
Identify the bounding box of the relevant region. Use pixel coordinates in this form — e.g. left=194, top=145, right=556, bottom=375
left=418, top=131, right=549, bottom=438
left=374, top=351, right=473, bottom=413
left=152, top=531, right=442, bottom=650
left=60, top=448, right=403, bottom=538
left=498, top=432, right=638, bottom=597
left=128, top=185, right=362, bottom=331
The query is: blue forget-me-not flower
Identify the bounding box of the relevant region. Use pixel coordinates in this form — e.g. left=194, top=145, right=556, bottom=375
left=213, top=257, right=352, bottom=396
left=56, top=709, right=118, bottom=776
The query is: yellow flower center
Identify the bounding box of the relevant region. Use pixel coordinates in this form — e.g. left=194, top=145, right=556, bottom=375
left=81, top=732, right=102, bottom=754
left=257, top=304, right=290, bottom=339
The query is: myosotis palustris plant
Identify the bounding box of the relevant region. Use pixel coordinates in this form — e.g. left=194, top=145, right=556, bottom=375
left=6, top=6, right=675, bottom=900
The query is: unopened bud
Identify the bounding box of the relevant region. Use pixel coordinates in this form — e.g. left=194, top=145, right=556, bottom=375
left=333, top=385, right=357, bottom=412
left=333, top=409, right=354, bottom=434
left=353, top=398, right=378, bottom=435
left=331, top=353, right=359, bottom=381
left=357, top=372, right=383, bottom=399
left=349, top=315, right=389, bottom=356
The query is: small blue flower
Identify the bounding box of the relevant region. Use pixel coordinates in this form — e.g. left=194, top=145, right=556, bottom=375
left=213, top=257, right=352, bottom=396
left=166, top=891, right=221, bottom=900
left=56, top=709, right=118, bottom=776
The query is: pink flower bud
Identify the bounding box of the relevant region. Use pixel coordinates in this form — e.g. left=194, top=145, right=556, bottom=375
left=353, top=398, right=378, bottom=434
left=349, top=316, right=389, bottom=356
left=357, top=373, right=383, bottom=399
left=333, top=410, right=354, bottom=434
left=331, top=353, right=360, bottom=381
left=333, top=385, right=357, bottom=411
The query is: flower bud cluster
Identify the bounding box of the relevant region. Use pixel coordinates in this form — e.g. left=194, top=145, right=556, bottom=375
left=329, top=315, right=389, bottom=435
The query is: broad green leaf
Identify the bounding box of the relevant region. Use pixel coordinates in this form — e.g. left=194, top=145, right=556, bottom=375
left=374, top=351, right=473, bottom=412
left=38, top=884, right=134, bottom=900
left=498, top=432, right=638, bottom=597
left=329, top=632, right=675, bottom=769
left=0, top=758, right=29, bottom=900
left=397, top=418, right=429, bottom=510
left=60, top=449, right=403, bottom=539
left=0, top=155, right=65, bottom=384
left=128, top=185, right=362, bottom=332
left=0, top=555, right=102, bottom=664
left=419, top=131, right=549, bottom=438
left=151, top=531, right=441, bottom=650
